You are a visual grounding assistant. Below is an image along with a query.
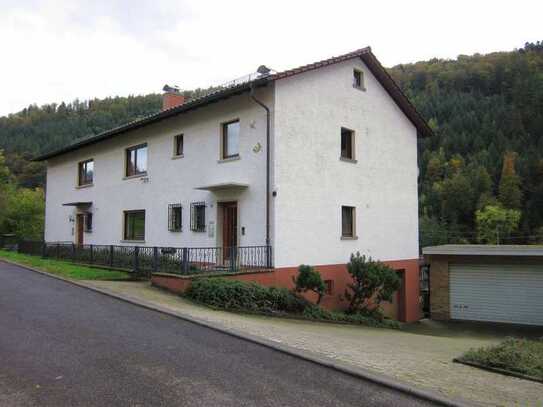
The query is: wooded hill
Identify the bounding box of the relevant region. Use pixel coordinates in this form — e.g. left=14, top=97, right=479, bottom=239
left=0, top=42, right=542, bottom=243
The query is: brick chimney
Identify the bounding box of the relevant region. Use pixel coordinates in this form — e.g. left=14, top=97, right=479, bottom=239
left=162, top=84, right=185, bottom=110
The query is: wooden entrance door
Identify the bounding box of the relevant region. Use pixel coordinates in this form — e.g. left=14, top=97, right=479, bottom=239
left=221, top=202, right=237, bottom=261
left=76, top=214, right=84, bottom=245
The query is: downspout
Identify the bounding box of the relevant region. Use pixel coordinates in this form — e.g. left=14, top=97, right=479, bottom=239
left=250, top=84, right=271, bottom=249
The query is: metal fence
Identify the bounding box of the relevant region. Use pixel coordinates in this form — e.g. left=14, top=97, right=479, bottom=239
left=17, top=241, right=272, bottom=277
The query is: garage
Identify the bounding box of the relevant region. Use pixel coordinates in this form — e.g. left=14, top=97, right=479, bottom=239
left=449, top=264, right=543, bottom=325
left=423, top=245, right=543, bottom=326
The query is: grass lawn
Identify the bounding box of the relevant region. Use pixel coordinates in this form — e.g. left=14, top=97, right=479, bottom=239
left=0, top=250, right=133, bottom=281
left=459, top=337, right=543, bottom=381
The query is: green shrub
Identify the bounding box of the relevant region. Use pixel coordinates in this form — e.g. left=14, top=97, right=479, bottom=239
left=293, top=264, right=326, bottom=304
left=345, top=252, right=400, bottom=314
left=461, top=338, right=543, bottom=379
left=302, top=304, right=400, bottom=329
left=186, top=278, right=307, bottom=313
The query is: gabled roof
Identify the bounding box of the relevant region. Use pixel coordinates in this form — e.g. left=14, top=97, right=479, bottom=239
left=34, top=47, right=433, bottom=161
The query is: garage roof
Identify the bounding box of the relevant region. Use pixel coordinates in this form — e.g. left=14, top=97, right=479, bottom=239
left=422, top=244, right=543, bottom=257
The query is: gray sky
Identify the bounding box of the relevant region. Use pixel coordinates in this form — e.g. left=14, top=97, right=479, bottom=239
left=1, top=0, right=541, bottom=116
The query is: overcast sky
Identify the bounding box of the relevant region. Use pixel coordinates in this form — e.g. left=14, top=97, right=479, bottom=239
left=1, top=0, right=541, bottom=116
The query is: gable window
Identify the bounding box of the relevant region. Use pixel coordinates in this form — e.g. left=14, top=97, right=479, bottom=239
left=341, top=128, right=355, bottom=160
left=78, top=159, right=94, bottom=186
left=190, top=202, right=206, bottom=232
left=168, top=204, right=183, bottom=232
left=125, top=143, right=147, bottom=177
left=353, top=69, right=364, bottom=90
left=341, top=206, right=356, bottom=238
left=124, top=210, right=145, bottom=241
left=84, top=213, right=93, bottom=233
left=222, top=120, right=240, bottom=159
left=174, top=134, right=184, bottom=157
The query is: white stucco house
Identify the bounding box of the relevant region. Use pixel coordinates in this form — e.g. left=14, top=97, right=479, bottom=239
left=35, top=47, right=432, bottom=321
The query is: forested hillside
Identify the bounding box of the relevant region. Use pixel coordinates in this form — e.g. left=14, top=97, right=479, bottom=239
left=390, top=41, right=543, bottom=245
left=0, top=42, right=542, bottom=243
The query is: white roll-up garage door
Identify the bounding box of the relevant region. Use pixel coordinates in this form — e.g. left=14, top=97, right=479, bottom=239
left=449, top=264, right=543, bottom=326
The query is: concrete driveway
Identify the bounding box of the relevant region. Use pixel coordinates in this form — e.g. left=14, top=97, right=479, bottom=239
left=84, top=279, right=543, bottom=407
left=0, top=261, right=435, bottom=407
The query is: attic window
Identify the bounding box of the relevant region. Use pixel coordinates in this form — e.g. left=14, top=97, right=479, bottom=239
left=353, top=69, right=365, bottom=90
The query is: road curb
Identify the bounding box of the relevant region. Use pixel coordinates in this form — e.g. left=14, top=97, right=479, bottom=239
left=1, top=258, right=470, bottom=407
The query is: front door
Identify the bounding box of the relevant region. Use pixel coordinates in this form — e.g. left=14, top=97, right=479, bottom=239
left=76, top=214, right=84, bottom=245
left=221, top=202, right=237, bottom=261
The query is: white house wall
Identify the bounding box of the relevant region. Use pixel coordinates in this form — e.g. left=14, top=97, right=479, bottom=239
left=272, top=58, right=419, bottom=267
left=44, top=87, right=273, bottom=248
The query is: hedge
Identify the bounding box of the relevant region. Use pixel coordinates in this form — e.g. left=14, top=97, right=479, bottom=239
left=186, top=278, right=308, bottom=313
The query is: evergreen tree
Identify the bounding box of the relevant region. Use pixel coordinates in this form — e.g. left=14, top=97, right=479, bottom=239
left=498, top=151, right=523, bottom=209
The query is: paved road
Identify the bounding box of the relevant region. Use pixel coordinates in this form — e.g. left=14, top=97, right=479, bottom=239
left=0, top=261, right=435, bottom=406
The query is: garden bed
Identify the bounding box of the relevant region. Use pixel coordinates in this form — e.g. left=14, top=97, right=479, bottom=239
left=455, top=337, right=543, bottom=383
left=185, top=277, right=399, bottom=329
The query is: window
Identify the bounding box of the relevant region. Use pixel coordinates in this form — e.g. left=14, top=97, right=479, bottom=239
left=190, top=202, right=206, bottom=232
left=341, top=128, right=355, bottom=160
left=168, top=204, right=182, bottom=232
left=125, top=144, right=147, bottom=177
left=324, top=280, right=334, bottom=295
left=222, top=120, right=240, bottom=159
left=84, top=213, right=93, bottom=233
left=341, top=206, right=356, bottom=238
left=353, top=69, right=364, bottom=89
left=174, top=134, right=184, bottom=157
left=78, top=159, right=94, bottom=186
left=124, top=210, right=145, bottom=241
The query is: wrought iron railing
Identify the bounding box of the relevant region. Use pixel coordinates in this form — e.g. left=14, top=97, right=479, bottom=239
left=16, top=241, right=272, bottom=278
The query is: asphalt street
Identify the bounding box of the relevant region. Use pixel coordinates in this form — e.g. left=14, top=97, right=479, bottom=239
left=0, top=261, right=436, bottom=406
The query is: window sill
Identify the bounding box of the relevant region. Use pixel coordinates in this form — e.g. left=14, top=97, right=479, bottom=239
left=123, top=173, right=147, bottom=181
left=120, top=240, right=145, bottom=244
left=353, top=85, right=366, bottom=91
left=340, top=157, right=357, bottom=164
left=76, top=183, right=94, bottom=189
left=341, top=236, right=358, bottom=240
left=171, top=154, right=184, bottom=160
left=218, top=155, right=240, bottom=164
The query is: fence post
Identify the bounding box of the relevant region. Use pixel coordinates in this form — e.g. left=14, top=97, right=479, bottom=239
left=56, top=243, right=60, bottom=259
left=134, top=246, right=139, bottom=274
left=71, top=243, right=76, bottom=261
left=89, top=244, right=94, bottom=265
left=109, top=245, right=114, bottom=267
left=41, top=241, right=47, bottom=258
left=153, top=247, right=158, bottom=274
left=182, top=248, right=189, bottom=274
